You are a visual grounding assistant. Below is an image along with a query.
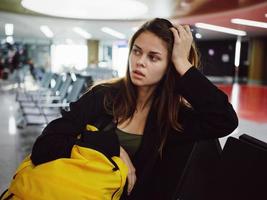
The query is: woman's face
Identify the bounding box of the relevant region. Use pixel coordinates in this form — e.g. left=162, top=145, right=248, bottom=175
left=129, top=31, right=168, bottom=88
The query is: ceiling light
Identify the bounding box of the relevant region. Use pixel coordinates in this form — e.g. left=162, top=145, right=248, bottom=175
left=40, top=25, right=54, bottom=38
left=195, top=33, right=202, bottom=39
left=101, top=27, right=126, bottom=39
left=231, top=18, right=267, bottom=29
left=195, top=23, right=246, bottom=36
left=5, top=24, right=14, bottom=35
left=21, top=0, right=148, bottom=20
left=73, top=27, right=92, bottom=39
left=208, top=49, right=215, bottom=56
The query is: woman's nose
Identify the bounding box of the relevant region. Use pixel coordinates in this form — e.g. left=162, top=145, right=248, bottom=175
left=136, top=55, right=146, bottom=67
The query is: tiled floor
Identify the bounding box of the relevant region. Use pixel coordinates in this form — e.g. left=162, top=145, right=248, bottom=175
left=0, top=80, right=267, bottom=193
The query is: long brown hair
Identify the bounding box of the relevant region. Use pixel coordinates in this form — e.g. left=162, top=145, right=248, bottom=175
left=103, top=18, right=200, bottom=155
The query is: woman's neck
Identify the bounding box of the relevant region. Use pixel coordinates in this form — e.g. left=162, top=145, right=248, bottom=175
left=137, top=86, right=155, bottom=111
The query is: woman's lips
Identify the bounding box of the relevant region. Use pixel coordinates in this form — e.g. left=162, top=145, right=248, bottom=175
left=133, top=70, right=145, bottom=77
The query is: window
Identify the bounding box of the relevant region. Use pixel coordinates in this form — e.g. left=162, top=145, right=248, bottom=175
left=51, top=44, right=87, bottom=72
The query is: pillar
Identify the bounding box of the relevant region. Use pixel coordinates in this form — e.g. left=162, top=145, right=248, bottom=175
left=87, top=40, right=99, bottom=67
left=248, top=38, right=267, bottom=85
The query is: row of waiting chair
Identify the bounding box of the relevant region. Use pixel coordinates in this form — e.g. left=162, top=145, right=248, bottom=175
left=16, top=71, right=93, bottom=128
left=174, top=134, right=267, bottom=200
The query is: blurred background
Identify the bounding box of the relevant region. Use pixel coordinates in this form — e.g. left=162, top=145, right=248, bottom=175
left=0, top=0, right=267, bottom=193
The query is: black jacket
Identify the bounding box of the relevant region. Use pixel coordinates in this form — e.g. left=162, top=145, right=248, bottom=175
left=31, top=67, right=238, bottom=199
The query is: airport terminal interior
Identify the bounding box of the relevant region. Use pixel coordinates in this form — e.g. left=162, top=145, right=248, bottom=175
left=0, top=0, right=267, bottom=198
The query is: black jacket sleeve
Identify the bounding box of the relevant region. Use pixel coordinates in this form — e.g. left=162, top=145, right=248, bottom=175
left=175, top=66, right=238, bottom=140
left=31, top=86, right=100, bottom=165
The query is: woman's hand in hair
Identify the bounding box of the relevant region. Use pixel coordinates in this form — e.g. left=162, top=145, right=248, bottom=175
left=170, top=25, right=193, bottom=76
left=120, top=146, right=136, bottom=195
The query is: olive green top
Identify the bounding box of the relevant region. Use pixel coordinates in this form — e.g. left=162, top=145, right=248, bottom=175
left=115, top=128, right=142, bottom=159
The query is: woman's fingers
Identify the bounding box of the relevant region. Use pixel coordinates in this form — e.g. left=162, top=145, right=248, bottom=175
left=127, top=166, right=136, bottom=194
left=169, top=24, right=193, bottom=75
left=170, top=25, right=192, bottom=40
left=183, top=25, right=192, bottom=35
left=120, top=146, right=137, bottom=195
left=177, top=24, right=188, bottom=38
left=170, top=27, right=180, bottom=44
left=126, top=156, right=136, bottom=194
left=179, top=25, right=193, bottom=39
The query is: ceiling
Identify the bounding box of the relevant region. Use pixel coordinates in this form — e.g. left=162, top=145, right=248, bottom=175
left=0, top=0, right=267, bottom=44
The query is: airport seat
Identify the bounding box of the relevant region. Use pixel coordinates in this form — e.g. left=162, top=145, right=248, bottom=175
left=173, top=134, right=267, bottom=200
left=206, top=134, right=267, bottom=200
left=16, top=71, right=54, bottom=101
left=173, top=139, right=222, bottom=200
left=22, top=77, right=86, bottom=126
left=19, top=74, right=72, bottom=108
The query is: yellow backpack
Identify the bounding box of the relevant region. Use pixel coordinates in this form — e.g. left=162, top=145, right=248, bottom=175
left=1, top=125, right=128, bottom=200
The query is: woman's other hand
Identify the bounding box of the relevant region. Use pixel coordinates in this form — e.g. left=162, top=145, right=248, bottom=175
left=120, top=146, right=136, bottom=195
left=170, top=25, right=193, bottom=76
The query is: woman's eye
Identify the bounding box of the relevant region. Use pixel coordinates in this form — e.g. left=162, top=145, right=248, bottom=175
left=149, top=55, right=159, bottom=62
left=132, top=49, right=141, bottom=55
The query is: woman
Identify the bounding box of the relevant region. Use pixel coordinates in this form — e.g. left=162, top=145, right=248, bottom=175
left=31, top=18, right=238, bottom=199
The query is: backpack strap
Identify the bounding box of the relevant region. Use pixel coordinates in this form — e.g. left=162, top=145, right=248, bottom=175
left=0, top=189, right=14, bottom=200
